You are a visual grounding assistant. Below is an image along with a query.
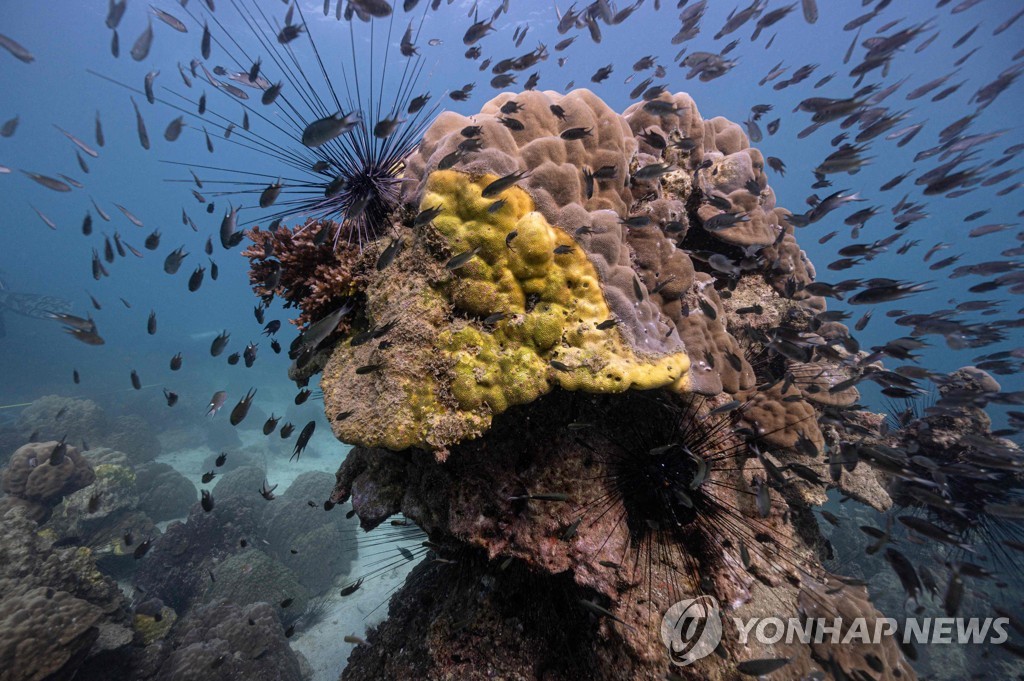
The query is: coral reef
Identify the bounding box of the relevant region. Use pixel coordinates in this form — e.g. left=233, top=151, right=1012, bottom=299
left=134, top=462, right=197, bottom=522
left=244, top=219, right=366, bottom=330
left=0, top=444, right=307, bottom=679
left=247, top=88, right=907, bottom=679
left=134, top=494, right=262, bottom=612
left=885, top=365, right=1024, bottom=552
left=261, top=471, right=355, bottom=592
left=137, top=467, right=356, bottom=616
left=0, top=507, right=134, bottom=680
left=204, top=549, right=310, bottom=624
left=4, top=396, right=161, bottom=465
left=0, top=441, right=96, bottom=521
left=212, top=464, right=267, bottom=501
left=152, top=600, right=304, bottom=681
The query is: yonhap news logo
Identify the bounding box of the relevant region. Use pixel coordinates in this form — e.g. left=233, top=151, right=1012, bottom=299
left=661, top=595, right=1011, bottom=666
left=661, top=595, right=723, bottom=666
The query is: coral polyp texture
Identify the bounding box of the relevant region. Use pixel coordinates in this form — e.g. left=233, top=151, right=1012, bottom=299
left=299, top=88, right=831, bottom=455
left=244, top=219, right=365, bottom=331
left=249, top=88, right=905, bottom=679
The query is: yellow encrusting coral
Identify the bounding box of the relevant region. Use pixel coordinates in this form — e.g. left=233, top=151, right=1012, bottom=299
left=323, top=168, right=692, bottom=455
left=424, top=169, right=691, bottom=414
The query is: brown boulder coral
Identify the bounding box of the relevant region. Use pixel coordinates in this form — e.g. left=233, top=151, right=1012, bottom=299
left=1, top=441, right=95, bottom=522
left=247, top=88, right=905, bottom=680
left=0, top=507, right=135, bottom=681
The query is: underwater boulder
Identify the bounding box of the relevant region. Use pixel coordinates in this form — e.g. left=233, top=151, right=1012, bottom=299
left=134, top=493, right=261, bottom=613
left=14, top=395, right=109, bottom=448
left=135, top=462, right=197, bottom=523
left=202, top=548, right=310, bottom=624
left=260, top=472, right=357, bottom=593
left=100, top=414, right=161, bottom=465
left=153, top=599, right=304, bottom=681
left=212, top=464, right=267, bottom=502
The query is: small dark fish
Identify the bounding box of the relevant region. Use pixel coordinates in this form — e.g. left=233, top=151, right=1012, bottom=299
left=414, top=204, right=444, bottom=227
left=164, top=389, right=178, bottom=407
left=130, top=369, right=142, bottom=390
left=376, top=238, right=403, bottom=271
left=294, top=389, right=311, bottom=405
left=48, top=436, right=68, bottom=466
left=73, top=369, right=80, bottom=384
left=229, top=388, right=257, bottom=426
left=206, top=390, right=228, bottom=416
left=0, top=33, right=35, bottom=63
left=549, top=359, right=572, bottom=372
left=144, top=230, right=161, bottom=250
left=131, top=20, right=154, bottom=62
left=94, top=111, right=104, bottom=147
left=261, top=81, right=283, bottom=106
left=373, top=115, right=405, bottom=139
left=210, top=330, right=230, bottom=357
left=578, top=599, right=635, bottom=631
left=737, top=658, right=792, bottom=677
left=497, top=116, right=524, bottom=130
left=801, top=0, right=818, bottom=24
left=482, top=170, right=530, bottom=198
left=130, top=97, right=150, bottom=150
left=259, top=179, right=283, bottom=208
left=144, top=70, right=159, bottom=104
left=200, top=489, right=214, bottom=512
left=151, top=6, right=187, bottom=33
left=301, top=110, right=362, bottom=148
left=201, top=22, right=212, bottom=59
left=590, top=65, right=613, bottom=83
left=340, top=577, right=364, bottom=596
left=560, top=127, right=593, bottom=140
left=508, top=493, right=570, bottom=502
left=215, top=452, right=227, bottom=467
left=291, top=421, right=316, bottom=461
left=884, top=547, right=922, bottom=603
left=188, top=265, right=205, bottom=292
left=170, top=352, right=183, bottom=371
left=133, top=538, right=153, bottom=559
left=633, top=163, right=675, bottom=181
left=263, top=414, right=281, bottom=436
left=944, top=572, right=964, bottom=617
left=280, top=422, right=295, bottom=438
left=445, top=246, right=482, bottom=270
left=755, top=478, right=770, bottom=517
left=408, top=93, right=430, bottom=114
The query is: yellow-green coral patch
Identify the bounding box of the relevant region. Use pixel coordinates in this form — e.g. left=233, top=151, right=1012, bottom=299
left=424, top=169, right=690, bottom=412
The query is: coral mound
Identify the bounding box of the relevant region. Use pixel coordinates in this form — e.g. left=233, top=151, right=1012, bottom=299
left=299, top=88, right=828, bottom=454
left=1, top=441, right=95, bottom=521
left=248, top=88, right=907, bottom=680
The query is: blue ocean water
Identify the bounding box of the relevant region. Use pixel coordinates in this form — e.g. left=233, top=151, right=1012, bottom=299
left=1, top=1, right=1021, bottom=410
left=1, top=1, right=1022, bottom=679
